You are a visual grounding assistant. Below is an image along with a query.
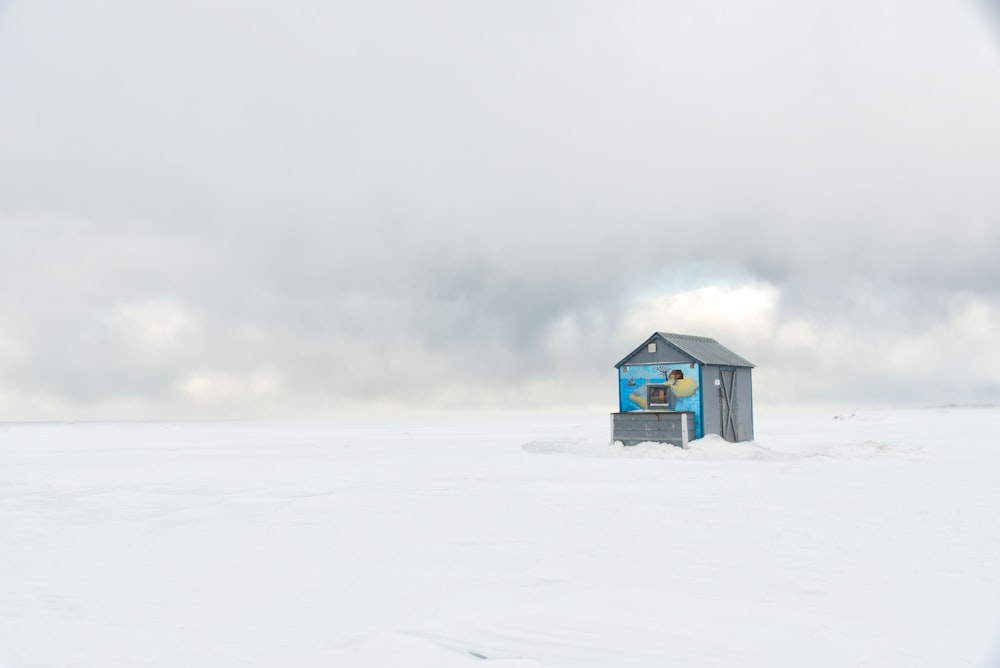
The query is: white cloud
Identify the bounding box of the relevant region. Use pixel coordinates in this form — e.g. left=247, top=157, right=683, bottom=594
left=176, top=367, right=283, bottom=413
left=622, top=284, right=1000, bottom=406
left=1, top=1, right=999, bottom=418
left=112, top=299, right=199, bottom=355
left=0, top=325, right=26, bottom=369
left=624, top=284, right=780, bottom=345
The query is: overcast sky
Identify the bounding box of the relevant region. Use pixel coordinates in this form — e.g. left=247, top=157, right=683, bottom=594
left=2, top=0, right=999, bottom=419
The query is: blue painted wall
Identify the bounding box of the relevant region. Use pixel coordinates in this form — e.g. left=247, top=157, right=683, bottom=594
left=618, top=363, right=703, bottom=438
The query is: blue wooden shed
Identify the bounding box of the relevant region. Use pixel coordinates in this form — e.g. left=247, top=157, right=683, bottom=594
left=612, top=332, right=755, bottom=446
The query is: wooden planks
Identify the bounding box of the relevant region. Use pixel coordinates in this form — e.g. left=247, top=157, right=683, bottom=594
left=611, top=411, right=694, bottom=448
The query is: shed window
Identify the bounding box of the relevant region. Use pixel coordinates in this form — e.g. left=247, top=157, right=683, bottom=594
left=648, top=342, right=656, bottom=353
left=647, top=384, right=671, bottom=408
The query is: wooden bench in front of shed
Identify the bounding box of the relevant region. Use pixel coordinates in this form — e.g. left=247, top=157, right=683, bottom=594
left=611, top=410, right=695, bottom=448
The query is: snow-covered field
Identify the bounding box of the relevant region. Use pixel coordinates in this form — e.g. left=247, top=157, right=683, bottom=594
left=2, top=407, right=999, bottom=667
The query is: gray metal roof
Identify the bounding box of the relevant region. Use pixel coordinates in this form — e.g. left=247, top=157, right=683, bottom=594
left=615, top=332, right=755, bottom=368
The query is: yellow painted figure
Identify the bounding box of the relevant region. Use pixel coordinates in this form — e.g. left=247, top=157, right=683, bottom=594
left=666, top=369, right=699, bottom=398
left=628, top=386, right=649, bottom=410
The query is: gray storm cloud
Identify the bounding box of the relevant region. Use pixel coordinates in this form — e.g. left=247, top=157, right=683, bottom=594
left=1, top=0, right=999, bottom=418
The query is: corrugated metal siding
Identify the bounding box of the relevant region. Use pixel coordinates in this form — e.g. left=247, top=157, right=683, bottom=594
left=702, top=365, right=755, bottom=442
left=700, top=366, right=722, bottom=438
left=732, top=367, right=754, bottom=441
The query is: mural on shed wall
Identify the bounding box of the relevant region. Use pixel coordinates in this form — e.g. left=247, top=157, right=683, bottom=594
left=620, top=363, right=702, bottom=435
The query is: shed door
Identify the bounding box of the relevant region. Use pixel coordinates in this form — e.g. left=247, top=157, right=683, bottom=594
left=719, top=368, right=739, bottom=442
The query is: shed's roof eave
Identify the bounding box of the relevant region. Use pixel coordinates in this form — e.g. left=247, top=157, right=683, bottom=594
left=614, top=332, right=755, bottom=368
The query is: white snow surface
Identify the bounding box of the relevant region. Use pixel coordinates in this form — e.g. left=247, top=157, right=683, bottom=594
left=2, top=407, right=999, bottom=667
